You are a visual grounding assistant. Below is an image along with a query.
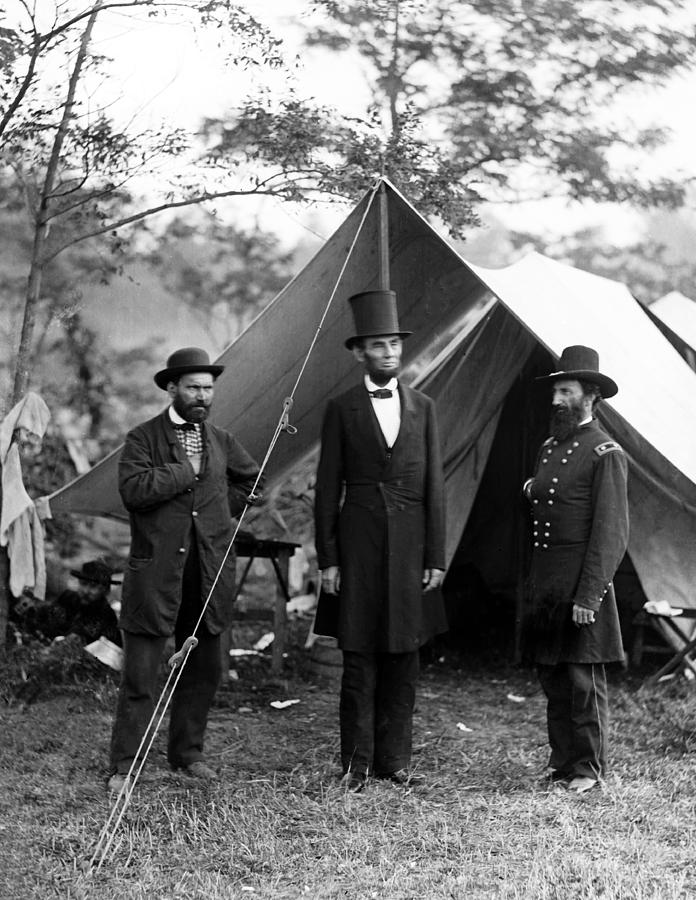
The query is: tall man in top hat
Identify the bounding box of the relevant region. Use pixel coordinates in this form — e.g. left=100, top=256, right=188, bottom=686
left=524, top=345, right=628, bottom=794
left=314, top=290, right=447, bottom=792
left=108, top=348, right=260, bottom=792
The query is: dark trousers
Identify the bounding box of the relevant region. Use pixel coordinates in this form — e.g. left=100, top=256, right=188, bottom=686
left=109, top=543, right=222, bottom=774
left=340, top=649, right=420, bottom=777
left=537, top=662, right=609, bottom=779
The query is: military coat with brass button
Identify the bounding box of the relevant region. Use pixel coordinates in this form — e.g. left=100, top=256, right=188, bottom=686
left=118, top=410, right=260, bottom=636
left=525, top=418, right=628, bottom=665
left=314, top=383, right=447, bottom=652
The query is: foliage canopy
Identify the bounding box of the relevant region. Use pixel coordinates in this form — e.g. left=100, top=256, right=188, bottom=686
left=214, top=0, right=696, bottom=234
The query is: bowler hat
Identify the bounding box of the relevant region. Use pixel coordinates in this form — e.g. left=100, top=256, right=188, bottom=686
left=536, top=345, right=618, bottom=398
left=154, top=347, right=224, bottom=390
left=344, top=290, right=412, bottom=349
left=70, top=559, right=120, bottom=587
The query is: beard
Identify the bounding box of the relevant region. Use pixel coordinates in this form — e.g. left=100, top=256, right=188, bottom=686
left=173, top=395, right=210, bottom=424
left=365, top=360, right=401, bottom=386
left=549, top=400, right=585, bottom=441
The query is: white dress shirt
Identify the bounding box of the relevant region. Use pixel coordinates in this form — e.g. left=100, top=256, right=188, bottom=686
left=365, top=375, right=401, bottom=448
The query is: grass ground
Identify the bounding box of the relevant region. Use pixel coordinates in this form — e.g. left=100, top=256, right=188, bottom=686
left=0, top=625, right=695, bottom=900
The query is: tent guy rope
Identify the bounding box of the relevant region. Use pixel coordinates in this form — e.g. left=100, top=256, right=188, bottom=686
left=87, top=178, right=383, bottom=874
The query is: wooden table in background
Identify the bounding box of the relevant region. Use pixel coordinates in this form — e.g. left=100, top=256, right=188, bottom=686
left=221, top=532, right=301, bottom=678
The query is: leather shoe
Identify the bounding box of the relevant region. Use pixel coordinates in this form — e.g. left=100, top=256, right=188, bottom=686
left=107, top=773, right=133, bottom=794
left=378, top=769, right=424, bottom=787
left=181, top=760, right=218, bottom=781
left=340, top=772, right=366, bottom=793
left=567, top=775, right=599, bottom=794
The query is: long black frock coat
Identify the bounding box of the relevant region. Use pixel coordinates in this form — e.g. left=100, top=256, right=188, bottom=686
left=526, top=418, right=629, bottom=665
left=118, top=411, right=259, bottom=636
left=314, top=382, right=447, bottom=653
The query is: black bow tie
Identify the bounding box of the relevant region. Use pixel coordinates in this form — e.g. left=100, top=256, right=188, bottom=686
left=369, top=389, right=393, bottom=399
left=174, top=422, right=197, bottom=431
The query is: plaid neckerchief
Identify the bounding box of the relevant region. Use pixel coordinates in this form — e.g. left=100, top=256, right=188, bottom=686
left=173, top=422, right=204, bottom=456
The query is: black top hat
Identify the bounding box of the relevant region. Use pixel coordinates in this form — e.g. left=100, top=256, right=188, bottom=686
left=344, top=290, right=412, bottom=349
left=154, top=347, right=224, bottom=390
left=536, top=345, right=618, bottom=398
left=70, top=559, right=120, bottom=587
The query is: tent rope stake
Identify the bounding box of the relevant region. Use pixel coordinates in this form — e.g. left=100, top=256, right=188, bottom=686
left=88, top=637, right=199, bottom=872
left=87, top=177, right=383, bottom=875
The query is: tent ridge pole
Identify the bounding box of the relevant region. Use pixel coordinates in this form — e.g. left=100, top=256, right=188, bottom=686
left=378, top=181, right=390, bottom=291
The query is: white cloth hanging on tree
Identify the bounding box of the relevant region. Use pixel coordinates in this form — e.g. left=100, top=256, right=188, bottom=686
left=0, top=392, right=51, bottom=599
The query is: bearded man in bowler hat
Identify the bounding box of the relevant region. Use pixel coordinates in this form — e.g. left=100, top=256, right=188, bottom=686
left=108, top=348, right=259, bottom=792
left=314, top=290, right=447, bottom=792
left=524, top=345, right=628, bottom=794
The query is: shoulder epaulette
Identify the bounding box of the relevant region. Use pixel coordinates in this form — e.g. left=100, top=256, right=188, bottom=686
left=594, top=440, right=623, bottom=457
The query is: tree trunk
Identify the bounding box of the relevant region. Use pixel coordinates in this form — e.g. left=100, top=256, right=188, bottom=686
left=386, top=0, right=401, bottom=140
left=11, top=3, right=102, bottom=405
left=2, top=8, right=103, bottom=650
left=4, top=7, right=103, bottom=650
left=0, top=460, right=7, bottom=657
left=0, top=548, right=9, bottom=659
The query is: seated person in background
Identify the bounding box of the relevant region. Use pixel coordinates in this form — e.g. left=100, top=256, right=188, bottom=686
left=21, top=558, right=122, bottom=647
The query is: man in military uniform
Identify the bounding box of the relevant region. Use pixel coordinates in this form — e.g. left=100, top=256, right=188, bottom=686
left=314, top=290, right=447, bottom=793
left=524, top=345, right=628, bottom=794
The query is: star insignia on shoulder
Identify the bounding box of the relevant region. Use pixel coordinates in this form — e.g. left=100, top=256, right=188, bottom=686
left=594, top=440, right=623, bottom=457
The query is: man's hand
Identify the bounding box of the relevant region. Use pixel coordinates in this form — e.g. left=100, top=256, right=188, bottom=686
left=320, top=566, right=341, bottom=595
left=423, top=568, right=445, bottom=592
left=572, top=603, right=595, bottom=626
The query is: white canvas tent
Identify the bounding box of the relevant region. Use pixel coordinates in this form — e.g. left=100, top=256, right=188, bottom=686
left=421, top=253, right=696, bottom=622
left=650, top=291, right=696, bottom=368
left=45, top=179, right=696, bottom=646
